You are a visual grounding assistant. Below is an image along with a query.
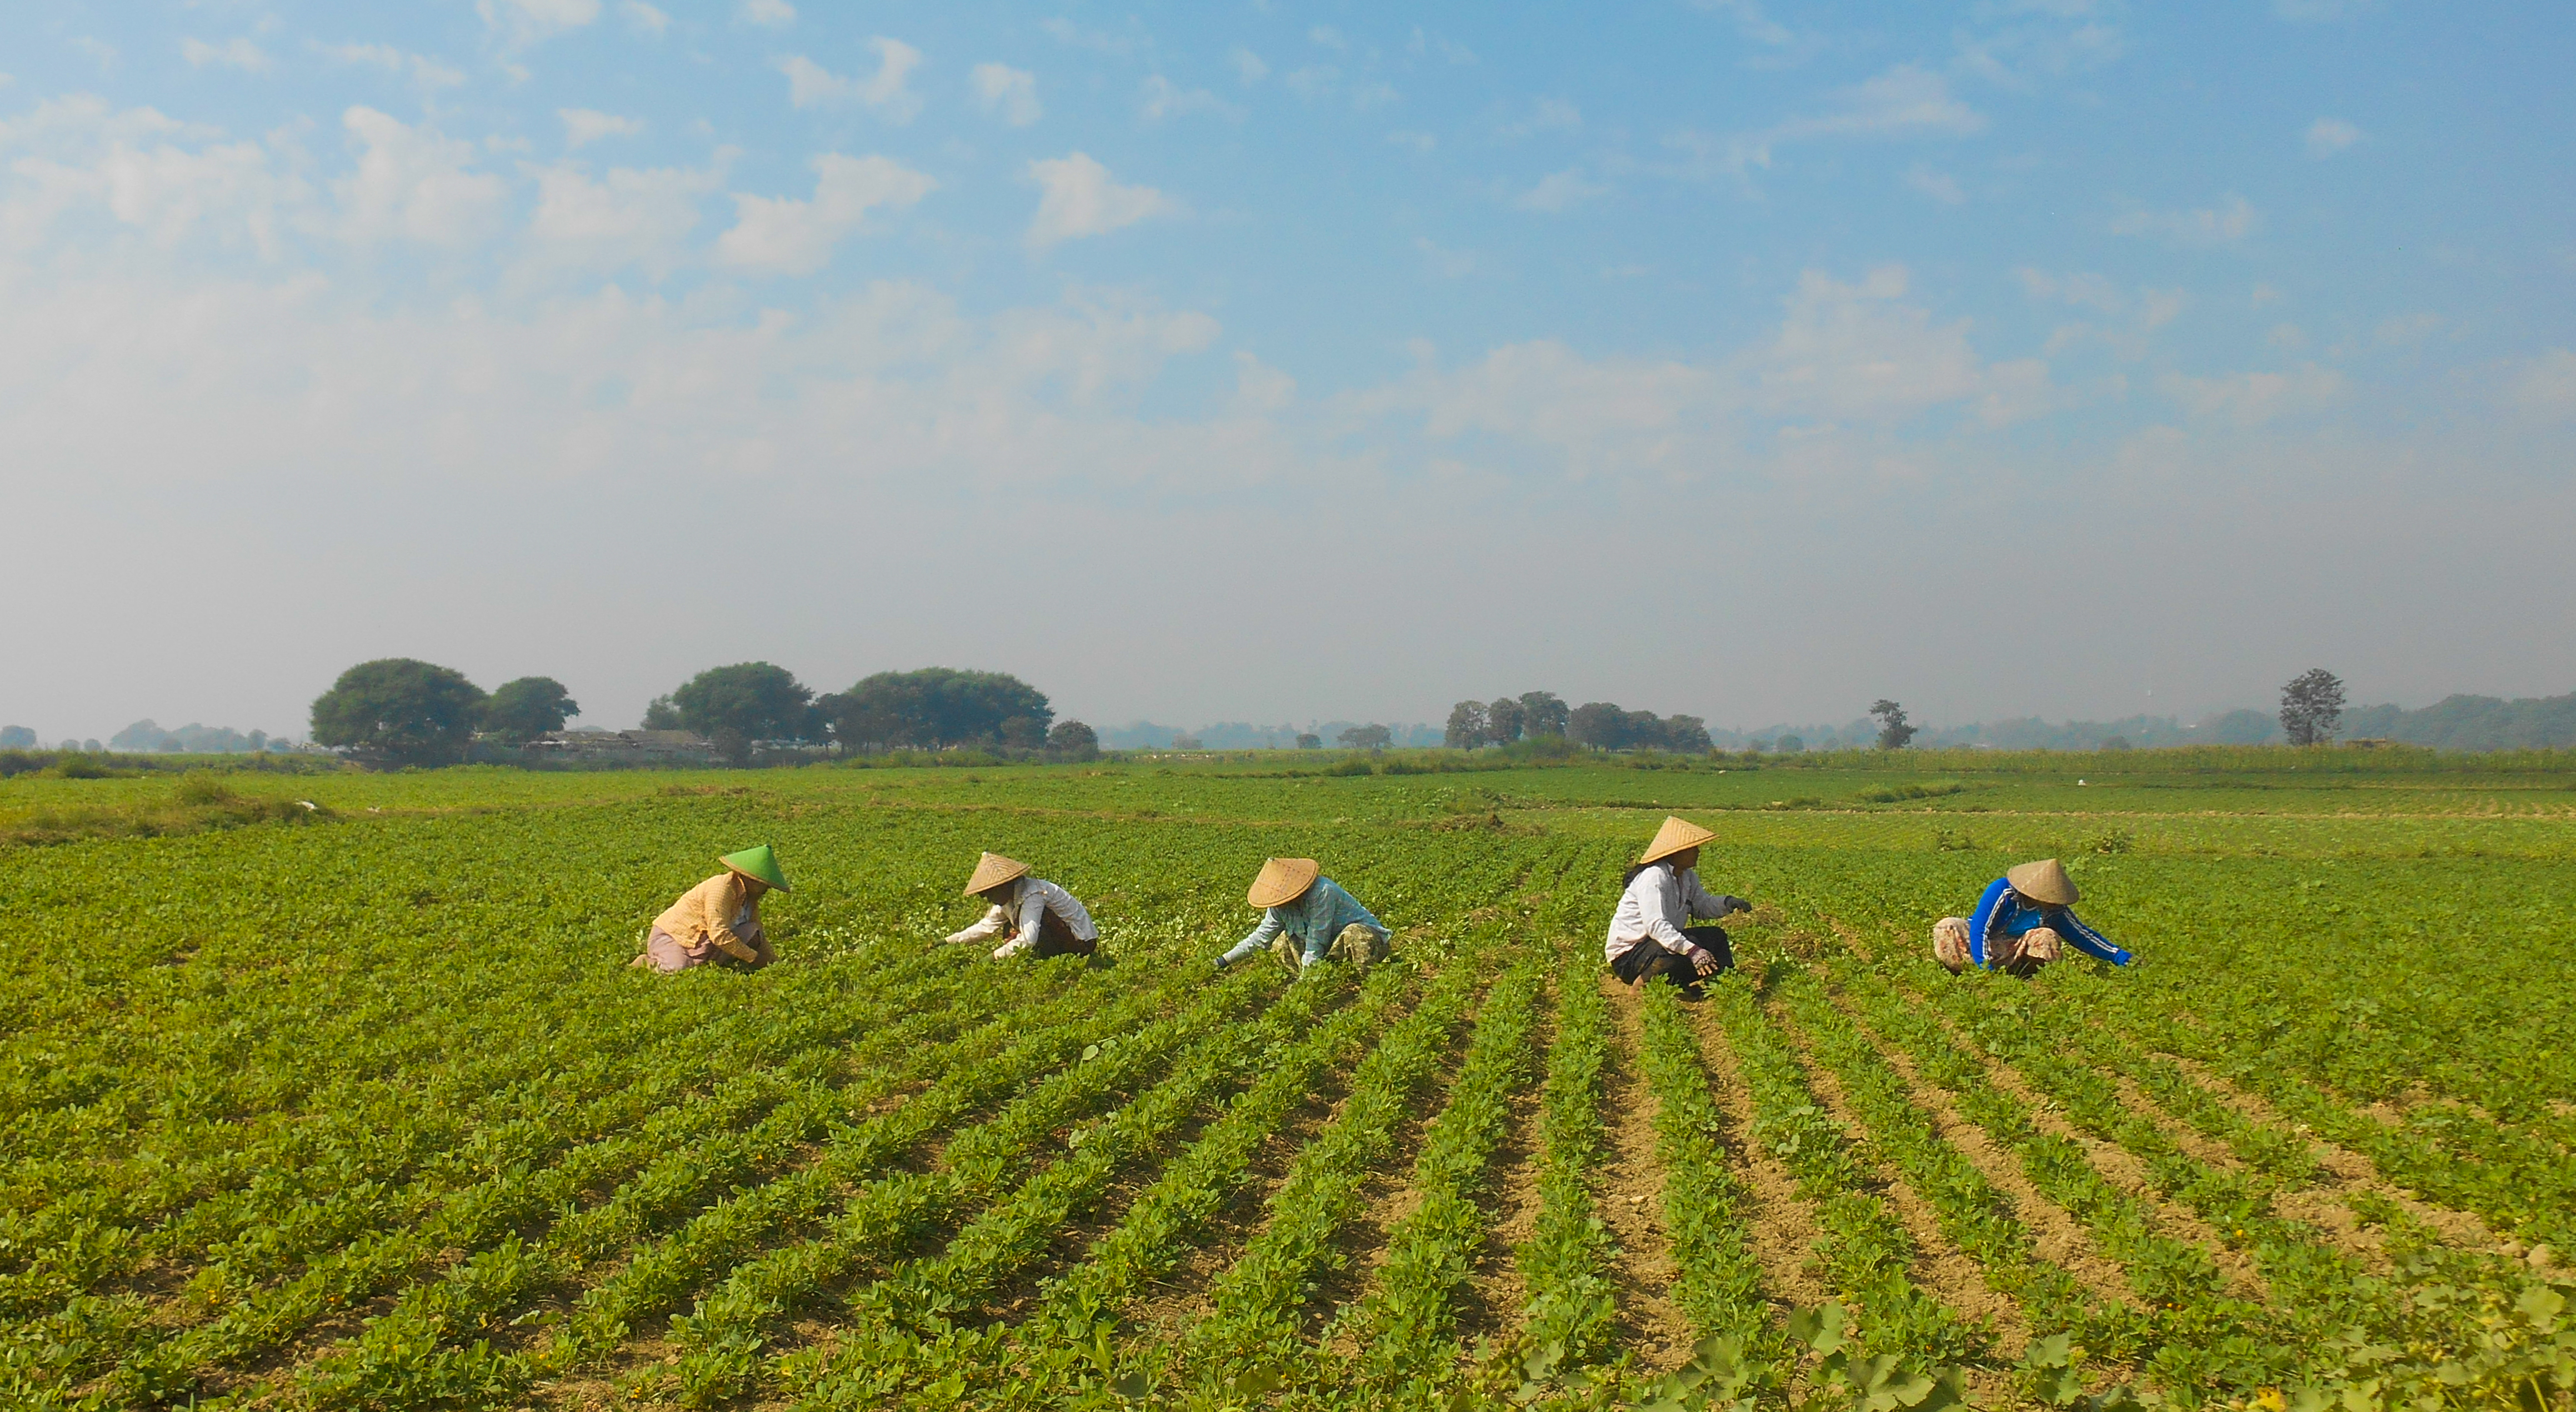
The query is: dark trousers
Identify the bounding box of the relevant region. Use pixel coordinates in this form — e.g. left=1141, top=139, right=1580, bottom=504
left=1027, top=907, right=1097, bottom=959
left=1612, top=925, right=1733, bottom=987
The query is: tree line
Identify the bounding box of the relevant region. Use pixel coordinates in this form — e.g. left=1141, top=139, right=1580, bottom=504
left=308, top=659, right=1096, bottom=767
left=1443, top=692, right=1715, bottom=752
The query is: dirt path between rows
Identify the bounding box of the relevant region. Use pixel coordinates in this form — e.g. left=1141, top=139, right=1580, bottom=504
left=1819, top=982, right=2141, bottom=1314
left=1679, top=989, right=1834, bottom=1320
left=1768, top=995, right=2034, bottom=1359
left=1596, top=975, right=1694, bottom=1373
left=1916, top=1005, right=2270, bottom=1305
left=1455, top=983, right=1554, bottom=1359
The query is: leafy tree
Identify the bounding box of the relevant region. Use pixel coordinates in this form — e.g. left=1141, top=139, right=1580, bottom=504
left=1295, top=732, right=1322, bottom=750
left=0, top=726, right=32, bottom=749
left=1660, top=714, right=1714, bottom=752
left=1485, top=697, right=1524, bottom=744
left=1047, top=719, right=1100, bottom=760
left=668, top=663, right=814, bottom=742
left=1870, top=699, right=1918, bottom=750
left=1568, top=702, right=1627, bottom=749
left=481, top=677, right=580, bottom=744
left=310, top=658, right=488, bottom=766
left=640, top=696, right=684, bottom=730
left=1518, top=691, right=1570, bottom=739
left=1001, top=715, right=1049, bottom=750
left=2279, top=667, right=2346, bottom=746
left=1776, top=734, right=1805, bottom=754
left=819, top=667, right=1052, bottom=751
left=1172, top=733, right=1204, bottom=750
left=1338, top=723, right=1393, bottom=752
left=1444, top=700, right=1489, bottom=749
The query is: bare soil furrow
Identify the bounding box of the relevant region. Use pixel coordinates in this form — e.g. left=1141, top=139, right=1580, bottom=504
left=1773, top=995, right=2033, bottom=1356
left=1822, top=982, right=2141, bottom=1312
left=1675, top=985, right=1833, bottom=1319
left=1596, top=975, right=1693, bottom=1373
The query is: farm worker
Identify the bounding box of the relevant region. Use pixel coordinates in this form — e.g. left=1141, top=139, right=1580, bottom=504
left=1605, top=816, right=1751, bottom=991
left=1932, top=858, right=2132, bottom=976
left=632, top=844, right=788, bottom=974
left=1214, top=858, right=1391, bottom=977
left=944, top=852, right=1099, bottom=959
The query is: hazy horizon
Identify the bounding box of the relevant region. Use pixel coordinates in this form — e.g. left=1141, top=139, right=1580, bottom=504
left=4, top=2, right=2570, bottom=742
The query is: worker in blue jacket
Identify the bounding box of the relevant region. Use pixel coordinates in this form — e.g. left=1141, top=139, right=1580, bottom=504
left=1932, top=858, right=2131, bottom=976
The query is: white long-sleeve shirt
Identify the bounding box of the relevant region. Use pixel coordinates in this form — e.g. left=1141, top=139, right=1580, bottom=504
left=1604, top=864, right=1743, bottom=964
left=945, top=876, right=1097, bottom=952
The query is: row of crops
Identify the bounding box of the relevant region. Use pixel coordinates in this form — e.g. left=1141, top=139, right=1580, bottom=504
left=2, top=767, right=2572, bottom=1408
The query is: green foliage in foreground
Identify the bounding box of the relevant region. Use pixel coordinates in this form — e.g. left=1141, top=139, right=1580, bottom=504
left=0, top=759, right=2571, bottom=1409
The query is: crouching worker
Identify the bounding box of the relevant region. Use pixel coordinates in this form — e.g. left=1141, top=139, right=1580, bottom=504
left=945, top=852, right=1098, bottom=959
left=632, top=845, right=788, bottom=973
left=1932, top=858, right=2132, bottom=977
left=1214, top=858, right=1390, bottom=977
left=1607, top=816, right=1751, bottom=993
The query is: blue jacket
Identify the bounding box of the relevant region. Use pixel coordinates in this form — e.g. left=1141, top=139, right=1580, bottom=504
left=1968, top=876, right=2130, bottom=967
left=1225, top=877, right=1389, bottom=967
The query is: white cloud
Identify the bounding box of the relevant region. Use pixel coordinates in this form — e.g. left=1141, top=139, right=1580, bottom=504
left=1513, top=168, right=1608, bottom=213
left=739, top=0, right=796, bottom=28
left=1387, top=130, right=1436, bottom=154
left=478, top=0, right=602, bottom=51
left=777, top=39, right=922, bottom=122
left=2304, top=117, right=2362, bottom=157
left=1026, top=152, right=1178, bottom=249
left=183, top=38, right=274, bottom=73
left=972, top=63, right=1041, bottom=126
left=2375, top=312, right=2442, bottom=346
left=1409, top=28, right=1478, bottom=64
left=72, top=37, right=119, bottom=72
left=1415, top=237, right=1476, bottom=278
left=1284, top=67, right=1338, bottom=101
left=561, top=108, right=645, bottom=148
left=1904, top=164, right=1964, bottom=204
left=714, top=152, right=934, bottom=274
left=2110, top=194, right=2259, bottom=247
left=1229, top=47, right=1268, bottom=83
left=2504, top=349, right=2576, bottom=420
left=334, top=107, right=507, bottom=246
left=620, top=1, right=669, bottom=36
left=1039, top=19, right=1136, bottom=56
left=1755, top=266, right=2006, bottom=423
left=524, top=157, right=722, bottom=275
left=2020, top=269, right=2181, bottom=358
left=2161, top=363, right=2344, bottom=424
left=1140, top=75, right=1237, bottom=122
left=2274, top=0, right=2372, bottom=19
left=318, top=41, right=403, bottom=69
left=1309, top=26, right=1348, bottom=50
left=1685, top=65, right=1987, bottom=177
left=1502, top=99, right=1581, bottom=137
left=1692, top=0, right=1797, bottom=47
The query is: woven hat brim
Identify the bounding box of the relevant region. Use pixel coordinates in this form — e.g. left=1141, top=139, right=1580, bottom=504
left=1638, top=815, right=1717, bottom=865
left=719, top=844, right=791, bottom=892
left=1248, top=858, right=1320, bottom=909
left=2005, top=859, right=2079, bottom=906
left=963, top=852, right=1032, bottom=896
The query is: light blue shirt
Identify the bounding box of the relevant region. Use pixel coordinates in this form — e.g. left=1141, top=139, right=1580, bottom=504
left=1221, top=877, right=1389, bottom=967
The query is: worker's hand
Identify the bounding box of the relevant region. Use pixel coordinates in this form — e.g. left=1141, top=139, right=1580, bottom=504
left=1691, top=947, right=1722, bottom=977
left=1722, top=895, right=1753, bottom=917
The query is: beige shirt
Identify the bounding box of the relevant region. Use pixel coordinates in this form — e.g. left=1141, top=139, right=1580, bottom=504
left=652, top=872, right=765, bottom=963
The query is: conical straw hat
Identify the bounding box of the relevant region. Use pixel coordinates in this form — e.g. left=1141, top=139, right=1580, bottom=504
left=963, top=852, right=1032, bottom=896
left=1247, top=857, right=1321, bottom=909
left=1638, top=815, right=1717, bottom=865
left=719, top=844, right=791, bottom=892
left=2005, top=858, right=2079, bottom=906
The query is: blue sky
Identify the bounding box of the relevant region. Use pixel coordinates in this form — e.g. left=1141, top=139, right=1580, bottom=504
left=3, top=1, right=2572, bottom=741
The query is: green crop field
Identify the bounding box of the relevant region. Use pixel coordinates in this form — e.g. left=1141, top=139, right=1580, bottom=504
left=5, top=750, right=2574, bottom=1411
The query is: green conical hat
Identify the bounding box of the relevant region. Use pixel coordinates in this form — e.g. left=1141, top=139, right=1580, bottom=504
left=719, top=844, right=791, bottom=892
